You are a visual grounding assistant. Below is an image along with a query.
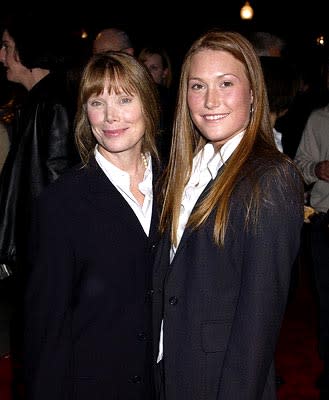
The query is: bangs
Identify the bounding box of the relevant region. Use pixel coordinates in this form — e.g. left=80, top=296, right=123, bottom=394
left=82, top=61, right=136, bottom=101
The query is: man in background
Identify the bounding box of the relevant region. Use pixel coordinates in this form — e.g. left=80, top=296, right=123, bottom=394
left=294, top=102, right=329, bottom=400
left=249, top=31, right=286, bottom=57
left=93, top=27, right=134, bottom=55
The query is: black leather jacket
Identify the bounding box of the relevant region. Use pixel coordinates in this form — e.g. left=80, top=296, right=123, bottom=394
left=0, top=72, right=79, bottom=272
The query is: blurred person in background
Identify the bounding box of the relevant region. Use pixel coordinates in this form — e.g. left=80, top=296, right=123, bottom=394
left=260, top=56, right=299, bottom=153
left=0, top=12, right=79, bottom=399
left=138, top=46, right=175, bottom=165
left=93, top=27, right=134, bottom=55
left=294, top=100, right=329, bottom=400
left=0, top=120, right=9, bottom=174
left=277, top=58, right=329, bottom=159
left=138, top=46, right=172, bottom=89
left=249, top=31, right=286, bottom=58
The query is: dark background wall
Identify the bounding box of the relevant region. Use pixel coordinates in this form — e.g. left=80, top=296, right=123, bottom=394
left=1, top=0, right=328, bottom=90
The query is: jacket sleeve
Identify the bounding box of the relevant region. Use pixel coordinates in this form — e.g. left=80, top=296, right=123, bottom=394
left=294, top=111, right=323, bottom=185
left=24, top=191, right=75, bottom=400
left=217, top=164, right=304, bottom=399
left=39, top=102, right=77, bottom=184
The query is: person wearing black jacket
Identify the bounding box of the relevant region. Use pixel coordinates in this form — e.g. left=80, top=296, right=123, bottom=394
left=24, top=51, right=161, bottom=400
left=0, top=13, right=78, bottom=399
left=0, top=13, right=78, bottom=277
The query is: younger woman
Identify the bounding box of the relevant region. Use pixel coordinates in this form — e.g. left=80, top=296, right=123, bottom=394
left=153, top=30, right=304, bottom=400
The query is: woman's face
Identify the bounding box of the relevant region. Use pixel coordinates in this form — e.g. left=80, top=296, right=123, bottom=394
left=0, top=30, right=26, bottom=85
left=187, top=49, right=253, bottom=147
left=143, top=53, right=167, bottom=85
left=87, top=82, right=145, bottom=160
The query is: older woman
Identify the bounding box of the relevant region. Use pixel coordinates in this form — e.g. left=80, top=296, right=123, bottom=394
left=24, top=51, right=161, bottom=400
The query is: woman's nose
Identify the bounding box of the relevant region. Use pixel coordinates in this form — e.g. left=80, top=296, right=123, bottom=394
left=104, top=105, right=119, bottom=122
left=205, top=88, right=220, bottom=109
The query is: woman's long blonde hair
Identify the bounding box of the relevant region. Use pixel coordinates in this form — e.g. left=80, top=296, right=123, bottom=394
left=160, top=30, right=282, bottom=246
left=75, top=51, right=160, bottom=165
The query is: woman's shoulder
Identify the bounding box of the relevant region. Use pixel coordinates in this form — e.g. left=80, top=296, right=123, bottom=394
left=241, top=151, right=304, bottom=197
left=37, top=163, right=89, bottom=202
left=249, top=148, right=298, bottom=173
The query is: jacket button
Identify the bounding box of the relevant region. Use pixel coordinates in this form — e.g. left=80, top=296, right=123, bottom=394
left=130, top=375, right=142, bottom=384
left=137, top=332, right=146, bottom=340
left=169, top=296, right=178, bottom=305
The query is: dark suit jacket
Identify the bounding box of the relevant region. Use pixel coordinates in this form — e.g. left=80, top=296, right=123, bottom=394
left=24, top=157, right=160, bottom=400
left=152, top=156, right=304, bottom=400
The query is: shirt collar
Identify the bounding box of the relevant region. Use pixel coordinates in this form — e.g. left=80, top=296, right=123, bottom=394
left=193, top=130, right=245, bottom=180
left=94, top=146, right=152, bottom=193
left=95, top=146, right=128, bottom=181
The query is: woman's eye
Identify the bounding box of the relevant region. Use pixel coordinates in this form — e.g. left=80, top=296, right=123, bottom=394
left=89, top=100, right=102, bottom=107
left=120, top=97, right=132, bottom=104
left=191, top=83, right=203, bottom=90
left=149, top=66, right=159, bottom=72
left=221, top=80, right=233, bottom=88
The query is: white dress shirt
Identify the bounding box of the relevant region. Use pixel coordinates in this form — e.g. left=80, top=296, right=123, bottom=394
left=158, top=131, right=245, bottom=363
left=273, top=127, right=283, bottom=153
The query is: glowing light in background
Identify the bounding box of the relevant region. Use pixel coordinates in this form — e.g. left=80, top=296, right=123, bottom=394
left=81, top=29, right=88, bottom=39
left=240, top=1, right=254, bottom=20
left=316, top=35, right=325, bottom=46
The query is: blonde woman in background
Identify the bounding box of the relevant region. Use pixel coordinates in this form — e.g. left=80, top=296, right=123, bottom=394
left=138, top=46, right=172, bottom=89
left=139, top=46, right=175, bottom=165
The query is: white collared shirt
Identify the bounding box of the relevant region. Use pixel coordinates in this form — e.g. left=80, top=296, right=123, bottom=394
left=95, top=146, right=153, bottom=236
left=273, top=127, right=283, bottom=153
left=157, top=131, right=245, bottom=363
left=171, top=130, right=245, bottom=261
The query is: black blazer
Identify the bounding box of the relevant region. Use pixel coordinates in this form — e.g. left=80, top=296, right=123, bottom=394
left=152, top=156, right=304, bottom=400
left=24, top=157, right=160, bottom=400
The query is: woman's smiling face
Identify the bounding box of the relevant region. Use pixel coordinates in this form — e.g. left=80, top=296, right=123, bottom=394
left=187, top=49, right=253, bottom=147
left=86, top=82, right=145, bottom=160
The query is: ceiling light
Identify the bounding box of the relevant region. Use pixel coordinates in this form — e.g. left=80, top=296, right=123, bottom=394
left=240, top=1, right=254, bottom=20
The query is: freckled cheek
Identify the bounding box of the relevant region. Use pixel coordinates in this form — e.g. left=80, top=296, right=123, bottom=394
left=151, top=71, right=158, bottom=81
left=127, top=109, right=144, bottom=125
left=87, top=110, right=104, bottom=126
left=233, top=97, right=252, bottom=128
left=230, top=90, right=251, bottom=113
left=187, top=93, right=202, bottom=113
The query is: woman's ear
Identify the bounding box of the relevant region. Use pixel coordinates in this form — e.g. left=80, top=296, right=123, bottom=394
left=14, top=48, right=21, bottom=64
left=162, top=67, right=169, bottom=80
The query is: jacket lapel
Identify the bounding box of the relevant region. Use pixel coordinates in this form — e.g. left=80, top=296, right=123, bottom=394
left=170, top=164, right=225, bottom=263
left=82, top=157, right=148, bottom=238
